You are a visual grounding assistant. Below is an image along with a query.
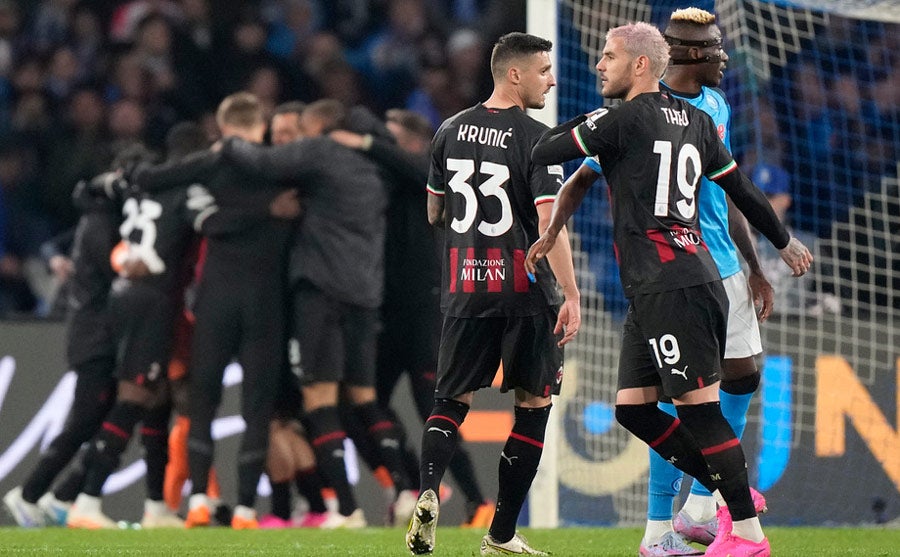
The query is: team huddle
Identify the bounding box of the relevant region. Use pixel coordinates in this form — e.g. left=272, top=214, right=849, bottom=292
left=3, top=6, right=812, bottom=557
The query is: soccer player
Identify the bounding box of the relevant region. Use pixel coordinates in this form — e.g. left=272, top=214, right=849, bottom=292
left=330, top=109, right=495, bottom=527
left=527, top=22, right=812, bottom=557
left=2, top=167, right=127, bottom=527
left=565, top=8, right=772, bottom=555
left=405, top=32, right=581, bottom=556
left=64, top=140, right=208, bottom=529
left=221, top=98, right=413, bottom=529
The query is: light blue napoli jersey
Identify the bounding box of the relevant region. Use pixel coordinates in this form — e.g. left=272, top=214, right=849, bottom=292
left=581, top=83, right=741, bottom=279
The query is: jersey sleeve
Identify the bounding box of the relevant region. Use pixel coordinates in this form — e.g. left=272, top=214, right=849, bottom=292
left=426, top=131, right=446, bottom=196
left=531, top=162, right=563, bottom=206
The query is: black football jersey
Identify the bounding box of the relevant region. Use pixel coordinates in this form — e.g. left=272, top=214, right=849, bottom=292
left=118, top=184, right=202, bottom=293
left=428, top=104, right=562, bottom=317
left=570, top=92, right=734, bottom=296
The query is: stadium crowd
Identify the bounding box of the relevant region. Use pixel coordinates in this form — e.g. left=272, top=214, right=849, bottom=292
left=0, top=0, right=525, bottom=316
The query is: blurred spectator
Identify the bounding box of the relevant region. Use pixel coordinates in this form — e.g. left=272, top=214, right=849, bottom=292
left=0, top=0, right=23, bottom=79
left=262, top=0, right=323, bottom=59
left=445, top=28, right=491, bottom=106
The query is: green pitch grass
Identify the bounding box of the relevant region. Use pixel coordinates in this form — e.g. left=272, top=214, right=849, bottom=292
left=1, top=526, right=896, bottom=555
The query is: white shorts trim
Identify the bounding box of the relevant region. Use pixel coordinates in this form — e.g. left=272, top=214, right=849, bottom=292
left=723, top=271, right=763, bottom=359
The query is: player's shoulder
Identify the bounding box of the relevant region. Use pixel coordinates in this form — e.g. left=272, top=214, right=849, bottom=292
left=703, top=86, right=731, bottom=111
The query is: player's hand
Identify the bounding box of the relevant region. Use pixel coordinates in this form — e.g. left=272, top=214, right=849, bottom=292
left=270, top=189, right=301, bottom=219
left=119, top=257, right=150, bottom=278
left=525, top=232, right=558, bottom=275
left=779, top=237, right=813, bottom=277
left=49, top=255, right=74, bottom=282
left=747, top=269, right=774, bottom=322
left=555, top=296, right=581, bottom=347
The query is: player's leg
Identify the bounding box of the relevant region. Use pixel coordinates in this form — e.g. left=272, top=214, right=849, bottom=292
left=678, top=272, right=764, bottom=540
left=408, top=316, right=501, bottom=555
left=68, top=285, right=174, bottom=529
left=232, top=287, right=283, bottom=529
left=614, top=298, right=713, bottom=556
left=480, top=311, right=559, bottom=555
left=646, top=284, right=766, bottom=552
left=6, top=357, right=116, bottom=527
left=185, top=285, right=239, bottom=527
left=293, top=282, right=364, bottom=527
left=344, top=304, right=417, bottom=525
left=285, top=422, right=329, bottom=525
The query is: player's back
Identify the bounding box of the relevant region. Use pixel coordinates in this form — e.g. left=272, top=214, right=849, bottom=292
left=430, top=104, right=560, bottom=317
left=588, top=92, right=723, bottom=296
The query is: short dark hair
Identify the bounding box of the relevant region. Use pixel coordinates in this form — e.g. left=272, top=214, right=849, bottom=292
left=165, top=121, right=208, bottom=160
left=490, top=32, right=552, bottom=80
left=273, top=101, right=307, bottom=117
left=303, top=98, right=347, bottom=133
left=385, top=109, right=433, bottom=140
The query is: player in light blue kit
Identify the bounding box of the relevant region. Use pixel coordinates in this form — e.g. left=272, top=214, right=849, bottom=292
left=568, top=8, right=772, bottom=556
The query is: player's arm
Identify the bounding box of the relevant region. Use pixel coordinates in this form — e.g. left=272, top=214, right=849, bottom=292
left=531, top=114, right=590, bottom=166
left=524, top=163, right=597, bottom=273
left=426, top=186, right=445, bottom=226
left=727, top=197, right=774, bottom=321
left=221, top=137, right=319, bottom=182
left=132, top=151, right=220, bottom=193
left=712, top=165, right=812, bottom=277
left=536, top=201, right=581, bottom=346
left=330, top=130, right=427, bottom=189
left=186, top=186, right=296, bottom=237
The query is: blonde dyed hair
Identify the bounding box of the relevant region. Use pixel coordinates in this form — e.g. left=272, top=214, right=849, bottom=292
left=606, top=22, right=670, bottom=79
left=669, top=7, right=716, bottom=25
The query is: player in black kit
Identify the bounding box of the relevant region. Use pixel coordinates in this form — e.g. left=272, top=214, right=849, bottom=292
left=526, top=23, right=813, bottom=557
left=221, top=98, right=416, bottom=528
left=63, top=136, right=209, bottom=528
left=405, top=33, right=581, bottom=556
left=2, top=165, right=130, bottom=527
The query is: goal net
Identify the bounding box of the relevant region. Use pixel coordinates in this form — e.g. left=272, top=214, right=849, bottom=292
left=549, top=0, right=900, bottom=526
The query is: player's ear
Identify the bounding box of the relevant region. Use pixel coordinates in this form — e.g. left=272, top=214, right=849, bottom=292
left=507, top=65, right=521, bottom=84
left=634, top=54, right=649, bottom=75
left=690, top=46, right=701, bottom=60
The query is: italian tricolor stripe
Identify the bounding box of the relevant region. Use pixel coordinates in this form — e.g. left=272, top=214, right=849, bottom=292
left=571, top=127, right=590, bottom=155
left=426, top=183, right=444, bottom=196
left=534, top=195, right=556, bottom=206
left=707, top=160, right=738, bottom=180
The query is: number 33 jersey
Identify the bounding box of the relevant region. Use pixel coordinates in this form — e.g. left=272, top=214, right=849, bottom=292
left=571, top=92, right=734, bottom=297
left=428, top=104, right=562, bottom=318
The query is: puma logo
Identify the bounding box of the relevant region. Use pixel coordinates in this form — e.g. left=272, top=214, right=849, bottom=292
left=427, top=427, right=452, bottom=438
left=670, top=365, right=689, bottom=380
left=500, top=451, right=518, bottom=466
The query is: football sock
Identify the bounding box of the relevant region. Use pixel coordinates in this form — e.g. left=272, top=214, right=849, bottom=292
left=676, top=402, right=756, bottom=521
left=681, top=492, right=716, bottom=522
left=683, top=373, right=760, bottom=501
left=733, top=516, right=765, bottom=543
left=305, top=406, right=357, bottom=516
left=615, top=403, right=715, bottom=493
left=647, top=401, right=682, bottom=521
left=270, top=481, right=292, bottom=520
left=643, top=519, right=674, bottom=544
left=419, top=399, right=469, bottom=495
left=52, top=450, right=88, bottom=503
left=295, top=466, right=328, bottom=513
left=354, top=401, right=413, bottom=492
left=82, top=401, right=145, bottom=497
left=489, top=404, right=551, bottom=544
left=164, top=415, right=190, bottom=510
left=141, top=404, right=170, bottom=502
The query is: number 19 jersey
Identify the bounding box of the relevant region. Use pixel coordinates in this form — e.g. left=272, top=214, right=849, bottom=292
left=427, top=104, right=562, bottom=318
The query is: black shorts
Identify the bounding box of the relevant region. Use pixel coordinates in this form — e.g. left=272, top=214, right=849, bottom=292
left=289, top=281, right=379, bottom=387
left=66, top=307, right=116, bottom=369
left=435, top=308, right=563, bottom=399
left=109, top=279, right=176, bottom=386
left=617, top=281, right=727, bottom=399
